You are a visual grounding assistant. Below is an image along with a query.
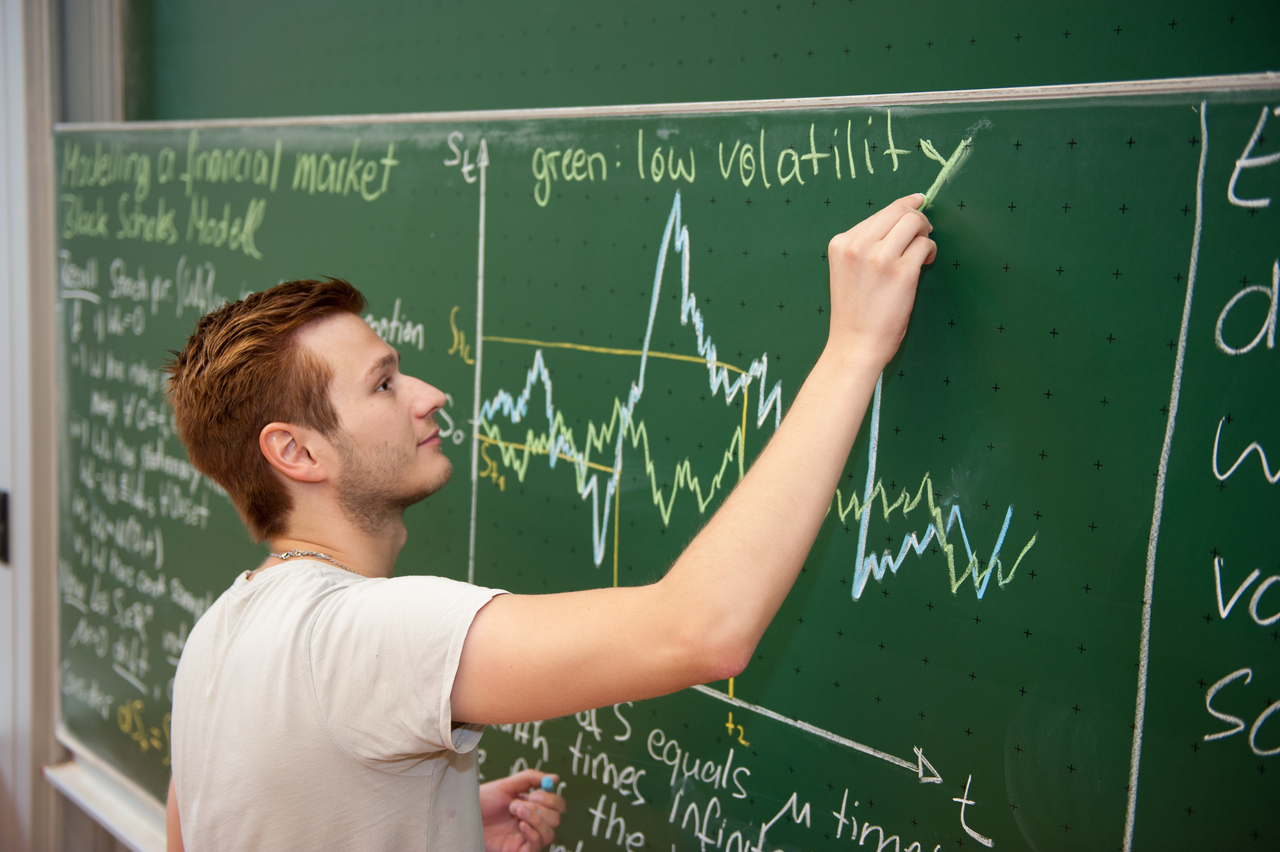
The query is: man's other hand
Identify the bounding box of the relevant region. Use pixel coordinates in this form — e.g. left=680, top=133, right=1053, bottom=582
left=480, top=769, right=566, bottom=852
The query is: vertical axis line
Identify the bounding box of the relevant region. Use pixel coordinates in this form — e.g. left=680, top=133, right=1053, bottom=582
left=729, top=385, right=747, bottom=704
left=1123, top=101, right=1208, bottom=852
left=468, top=141, right=488, bottom=585
left=613, top=477, right=620, bottom=588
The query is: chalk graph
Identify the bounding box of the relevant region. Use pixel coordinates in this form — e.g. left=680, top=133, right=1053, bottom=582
left=838, top=377, right=1038, bottom=601
left=476, top=390, right=746, bottom=523
left=476, top=191, right=782, bottom=570
left=475, top=190, right=1037, bottom=601
left=442, top=130, right=1042, bottom=830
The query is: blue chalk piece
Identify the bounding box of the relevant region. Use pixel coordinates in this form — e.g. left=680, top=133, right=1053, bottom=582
left=540, top=775, right=555, bottom=791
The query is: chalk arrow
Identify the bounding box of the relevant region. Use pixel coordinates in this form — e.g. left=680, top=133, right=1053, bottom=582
left=914, top=746, right=943, bottom=784
left=691, top=684, right=944, bottom=785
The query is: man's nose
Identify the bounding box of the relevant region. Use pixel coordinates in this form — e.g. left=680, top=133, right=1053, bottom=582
left=411, top=376, right=448, bottom=418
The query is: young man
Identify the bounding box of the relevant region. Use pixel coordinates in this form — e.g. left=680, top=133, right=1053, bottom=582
left=164, top=194, right=935, bottom=850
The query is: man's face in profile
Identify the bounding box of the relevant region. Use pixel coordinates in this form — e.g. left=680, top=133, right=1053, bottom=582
left=297, top=312, right=453, bottom=533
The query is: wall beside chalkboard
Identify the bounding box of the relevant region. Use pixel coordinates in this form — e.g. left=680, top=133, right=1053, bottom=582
left=132, top=1, right=1280, bottom=120
left=55, top=81, right=1279, bottom=850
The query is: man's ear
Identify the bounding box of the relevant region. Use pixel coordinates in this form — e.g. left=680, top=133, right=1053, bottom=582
left=259, top=422, right=331, bottom=484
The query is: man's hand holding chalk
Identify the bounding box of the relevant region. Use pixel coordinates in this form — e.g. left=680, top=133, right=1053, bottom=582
left=479, top=769, right=566, bottom=852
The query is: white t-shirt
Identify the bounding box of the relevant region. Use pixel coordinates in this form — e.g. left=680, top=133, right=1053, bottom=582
left=171, top=561, right=504, bottom=850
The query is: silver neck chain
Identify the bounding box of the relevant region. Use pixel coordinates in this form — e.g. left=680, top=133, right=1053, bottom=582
left=270, top=549, right=360, bottom=575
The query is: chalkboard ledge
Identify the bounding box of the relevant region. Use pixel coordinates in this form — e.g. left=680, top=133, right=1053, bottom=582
left=44, top=727, right=164, bottom=852
left=53, top=72, right=1280, bottom=133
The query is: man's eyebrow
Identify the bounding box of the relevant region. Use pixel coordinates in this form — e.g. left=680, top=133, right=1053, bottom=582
left=363, top=351, right=400, bottom=383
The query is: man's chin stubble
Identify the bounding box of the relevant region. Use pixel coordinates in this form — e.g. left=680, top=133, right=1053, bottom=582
left=337, top=459, right=453, bottom=535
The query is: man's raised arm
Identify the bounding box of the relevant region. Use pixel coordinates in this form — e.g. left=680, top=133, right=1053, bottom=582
left=451, top=194, right=935, bottom=725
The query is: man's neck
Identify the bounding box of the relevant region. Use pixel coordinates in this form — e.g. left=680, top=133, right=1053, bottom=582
left=268, top=517, right=406, bottom=579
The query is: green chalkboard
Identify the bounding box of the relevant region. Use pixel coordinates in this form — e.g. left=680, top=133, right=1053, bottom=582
left=55, top=82, right=1280, bottom=850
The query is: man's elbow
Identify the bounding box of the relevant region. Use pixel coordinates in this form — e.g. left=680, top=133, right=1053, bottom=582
left=651, top=582, right=759, bottom=687
left=702, top=642, right=752, bottom=683
left=673, top=622, right=755, bottom=686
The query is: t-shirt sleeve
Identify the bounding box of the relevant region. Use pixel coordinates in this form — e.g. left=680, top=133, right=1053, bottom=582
left=308, top=574, right=505, bottom=774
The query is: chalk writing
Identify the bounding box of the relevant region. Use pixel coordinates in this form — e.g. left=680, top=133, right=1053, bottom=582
left=448, top=305, right=476, bottom=364
left=715, top=129, right=771, bottom=188
left=117, top=699, right=171, bottom=765
left=1227, top=105, right=1280, bottom=208
left=174, top=255, right=240, bottom=319
left=291, top=140, right=398, bottom=201
left=178, top=131, right=282, bottom=197
left=1215, top=259, right=1277, bottom=355
left=444, top=132, right=492, bottom=185
left=637, top=130, right=694, bottom=185
left=1204, top=668, right=1280, bottom=756
left=533, top=142, right=608, bottom=206
left=587, top=794, right=645, bottom=850
left=62, top=140, right=152, bottom=201
left=61, top=193, right=110, bottom=239
left=365, top=298, right=425, bottom=350
left=116, top=194, right=179, bottom=245
left=59, top=254, right=234, bottom=775
left=646, top=727, right=748, bottom=797
left=434, top=393, right=467, bottom=446
left=952, top=775, right=994, bottom=848
left=59, top=251, right=100, bottom=303
left=185, top=195, right=266, bottom=259
left=1213, top=556, right=1280, bottom=627
left=1212, top=417, right=1279, bottom=484
left=832, top=788, right=941, bottom=852
left=62, top=662, right=114, bottom=721
left=569, top=732, right=646, bottom=805
left=919, top=137, right=973, bottom=209
left=723, top=712, right=748, bottom=746
left=532, top=114, right=970, bottom=210
left=108, top=259, right=174, bottom=314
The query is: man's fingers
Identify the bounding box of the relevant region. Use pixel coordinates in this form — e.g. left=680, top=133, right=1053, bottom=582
left=904, top=234, right=937, bottom=268
left=532, top=801, right=563, bottom=830
left=522, top=790, right=567, bottom=813
left=518, top=819, right=544, bottom=851
left=838, top=193, right=927, bottom=242
left=512, top=798, right=562, bottom=832
left=516, top=804, right=559, bottom=846
left=509, top=784, right=565, bottom=852
left=828, top=194, right=931, bottom=268
left=891, top=192, right=928, bottom=216
left=882, top=208, right=934, bottom=259
left=504, top=769, right=550, bottom=791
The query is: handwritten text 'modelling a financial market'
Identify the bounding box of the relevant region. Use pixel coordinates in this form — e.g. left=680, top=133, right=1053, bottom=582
left=59, top=132, right=401, bottom=259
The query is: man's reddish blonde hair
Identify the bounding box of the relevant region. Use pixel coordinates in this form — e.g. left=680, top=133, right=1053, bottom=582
left=165, top=278, right=366, bottom=542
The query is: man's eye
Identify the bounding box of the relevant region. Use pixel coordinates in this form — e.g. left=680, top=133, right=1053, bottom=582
left=377, top=378, right=391, bottom=392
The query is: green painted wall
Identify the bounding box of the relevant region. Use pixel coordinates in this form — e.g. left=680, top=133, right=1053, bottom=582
left=126, top=1, right=1278, bottom=120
